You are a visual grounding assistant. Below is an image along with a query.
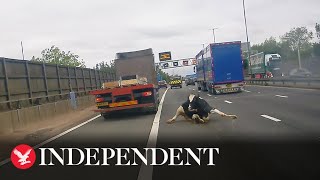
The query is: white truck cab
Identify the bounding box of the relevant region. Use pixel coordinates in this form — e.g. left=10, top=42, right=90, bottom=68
left=265, top=54, right=281, bottom=67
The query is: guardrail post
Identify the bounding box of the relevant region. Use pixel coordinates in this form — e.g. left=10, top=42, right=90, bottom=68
left=75, top=67, right=79, bottom=92
left=56, top=64, right=62, bottom=98
left=42, top=62, right=49, bottom=102
left=67, top=67, right=72, bottom=92
left=2, top=58, right=12, bottom=109
left=82, top=68, right=86, bottom=92
left=25, top=61, right=33, bottom=105
left=98, top=70, right=102, bottom=88
left=94, top=69, right=98, bottom=90
left=89, top=69, right=93, bottom=90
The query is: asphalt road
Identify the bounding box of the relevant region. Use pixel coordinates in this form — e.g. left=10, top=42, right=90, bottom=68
left=1, top=84, right=320, bottom=179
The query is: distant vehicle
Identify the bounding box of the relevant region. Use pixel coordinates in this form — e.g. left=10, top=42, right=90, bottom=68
left=185, top=74, right=196, bottom=86
left=158, top=80, right=168, bottom=88
left=249, top=52, right=282, bottom=78
left=289, top=68, right=312, bottom=77
left=195, top=41, right=244, bottom=94
left=89, top=48, right=159, bottom=119
left=169, top=76, right=182, bottom=89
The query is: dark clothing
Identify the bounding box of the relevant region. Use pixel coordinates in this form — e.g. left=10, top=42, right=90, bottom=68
left=197, top=98, right=214, bottom=114
left=181, top=100, right=197, bottom=119
left=181, top=96, right=215, bottom=119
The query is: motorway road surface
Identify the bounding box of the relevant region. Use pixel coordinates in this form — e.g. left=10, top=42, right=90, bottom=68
left=1, top=84, right=320, bottom=179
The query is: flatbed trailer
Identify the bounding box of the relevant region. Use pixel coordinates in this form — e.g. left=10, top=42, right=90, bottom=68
left=89, top=83, right=159, bottom=118
left=90, top=48, right=159, bottom=118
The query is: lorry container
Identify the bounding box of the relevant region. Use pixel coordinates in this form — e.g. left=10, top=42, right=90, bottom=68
left=89, top=48, right=159, bottom=119
left=195, top=41, right=244, bottom=94
left=248, top=52, right=282, bottom=78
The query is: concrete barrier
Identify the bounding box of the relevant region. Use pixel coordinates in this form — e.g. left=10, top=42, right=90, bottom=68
left=245, top=78, right=320, bottom=89
left=0, top=95, right=95, bottom=134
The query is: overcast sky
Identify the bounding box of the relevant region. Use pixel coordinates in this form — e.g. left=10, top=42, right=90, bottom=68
left=1, top=0, right=319, bottom=76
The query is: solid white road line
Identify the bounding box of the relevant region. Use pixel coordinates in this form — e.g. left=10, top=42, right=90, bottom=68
left=207, top=94, right=212, bottom=97
left=224, top=100, right=233, bottom=104
left=275, top=95, right=288, bottom=98
left=137, top=88, right=169, bottom=180
left=0, top=114, right=101, bottom=166
left=261, top=115, right=281, bottom=122
left=243, top=90, right=251, bottom=93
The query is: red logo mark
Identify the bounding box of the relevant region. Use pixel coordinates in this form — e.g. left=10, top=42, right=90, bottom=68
left=11, top=144, right=36, bottom=169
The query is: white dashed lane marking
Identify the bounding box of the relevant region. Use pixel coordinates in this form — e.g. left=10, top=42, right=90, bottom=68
left=261, top=115, right=281, bottom=122
left=275, top=95, right=288, bottom=98
left=243, top=90, right=251, bottom=93
left=224, top=100, right=233, bottom=104
left=207, top=94, right=212, bottom=97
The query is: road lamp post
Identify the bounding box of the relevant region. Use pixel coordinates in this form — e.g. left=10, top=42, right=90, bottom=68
left=242, top=0, right=252, bottom=77
left=20, top=41, right=25, bottom=60
left=283, top=37, right=302, bottom=69
left=296, top=39, right=302, bottom=69
left=211, top=28, right=218, bottom=43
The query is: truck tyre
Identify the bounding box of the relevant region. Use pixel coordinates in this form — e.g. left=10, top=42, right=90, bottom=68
left=150, top=100, right=159, bottom=114
left=212, top=88, right=217, bottom=95
left=101, top=113, right=109, bottom=119
left=198, top=86, right=201, bottom=90
left=206, top=84, right=212, bottom=93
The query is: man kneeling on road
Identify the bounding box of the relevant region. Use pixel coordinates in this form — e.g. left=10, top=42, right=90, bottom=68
left=167, top=94, right=237, bottom=124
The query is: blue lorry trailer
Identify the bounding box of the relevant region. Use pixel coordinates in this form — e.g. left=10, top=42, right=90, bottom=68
left=195, top=41, right=244, bottom=94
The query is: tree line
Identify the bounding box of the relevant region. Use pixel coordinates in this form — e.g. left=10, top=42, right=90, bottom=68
left=30, top=46, right=170, bottom=80
left=251, top=24, right=320, bottom=60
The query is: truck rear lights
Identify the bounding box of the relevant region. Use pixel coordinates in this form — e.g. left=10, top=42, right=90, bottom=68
left=142, top=91, right=152, bottom=97
left=96, top=97, right=104, bottom=103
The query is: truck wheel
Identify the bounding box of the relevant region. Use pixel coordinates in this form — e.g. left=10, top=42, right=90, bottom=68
left=212, top=88, right=216, bottom=95
left=150, top=101, right=159, bottom=114
left=180, top=85, right=182, bottom=88
left=101, top=113, right=109, bottom=119
left=151, top=107, right=158, bottom=114
left=206, top=84, right=211, bottom=93
left=198, top=86, right=201, bottom=90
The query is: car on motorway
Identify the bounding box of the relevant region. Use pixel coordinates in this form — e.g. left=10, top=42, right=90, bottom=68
left=289, top=68, right=312, bottom=77
left=158, top=80, right=168, bottom=88
left=185, top=74, right=196, bottom=86
left=185, top=77, right=196, bottom=86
